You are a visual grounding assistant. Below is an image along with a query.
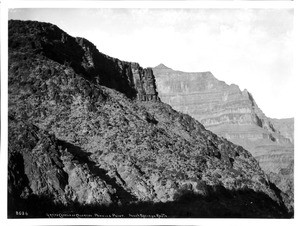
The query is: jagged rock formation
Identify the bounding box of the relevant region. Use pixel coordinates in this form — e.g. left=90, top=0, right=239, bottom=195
left=152, top=64, right=294, bottom=205
left=75, top=37, right=159, bottom=101
left=8, top=20, right=158, bottom=102
left=8, top=20, right=292, bottom=218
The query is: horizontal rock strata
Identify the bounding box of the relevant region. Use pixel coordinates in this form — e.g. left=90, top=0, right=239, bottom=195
left=153, top=64, right=294, bottom=206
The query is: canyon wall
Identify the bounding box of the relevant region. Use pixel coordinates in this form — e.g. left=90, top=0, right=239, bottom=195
left=8, top=20, right=292, bottom=217
left=153, top=64, right=294, bottom=200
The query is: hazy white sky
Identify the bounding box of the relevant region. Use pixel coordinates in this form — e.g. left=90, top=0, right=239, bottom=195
left=9, top=8, right=294, bottom=119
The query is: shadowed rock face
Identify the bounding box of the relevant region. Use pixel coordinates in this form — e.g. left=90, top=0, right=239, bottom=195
left=8, top=20, right=159, bottom=101
left=8, top=20, right=292, bottom=218
left=152, top=64, right=294, bottom=205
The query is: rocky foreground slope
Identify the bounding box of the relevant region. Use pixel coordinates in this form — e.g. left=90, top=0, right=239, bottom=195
left=153, top=64, right=294, bottom=205
left=8, top=20, right=292, bottom=218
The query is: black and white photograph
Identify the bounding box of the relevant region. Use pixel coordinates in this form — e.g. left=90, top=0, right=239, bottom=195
left=0, top=0, right=299, bottom=224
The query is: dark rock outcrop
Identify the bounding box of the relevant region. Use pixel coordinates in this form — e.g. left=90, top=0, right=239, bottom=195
left=8, top=20, right=292, bottom=218
left=8, top=120, right=116, bottom=206
left=8, top=20, right=159, bottom=101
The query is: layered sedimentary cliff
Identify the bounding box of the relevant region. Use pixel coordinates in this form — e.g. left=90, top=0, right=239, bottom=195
left=153, top=64, right=290, bottom=142
left=270, top=118, right=294, bottom=143
left=8, top=20, right=292, bottom=218
left=153, top=64, right=294, bottom=203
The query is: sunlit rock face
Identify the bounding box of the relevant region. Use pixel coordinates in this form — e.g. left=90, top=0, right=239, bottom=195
left=153, top=64, right=294, bottom=204
left=269, top=118, right=294, bottom=143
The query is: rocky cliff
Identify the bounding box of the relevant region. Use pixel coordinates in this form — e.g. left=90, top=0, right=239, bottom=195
left=153, top=64, right=291, bottom=143
left=8, top=20, right=292, bottom=218
left=8, top=20, right=158, bottom=101
left=153, top=64, right=294, bottom=205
